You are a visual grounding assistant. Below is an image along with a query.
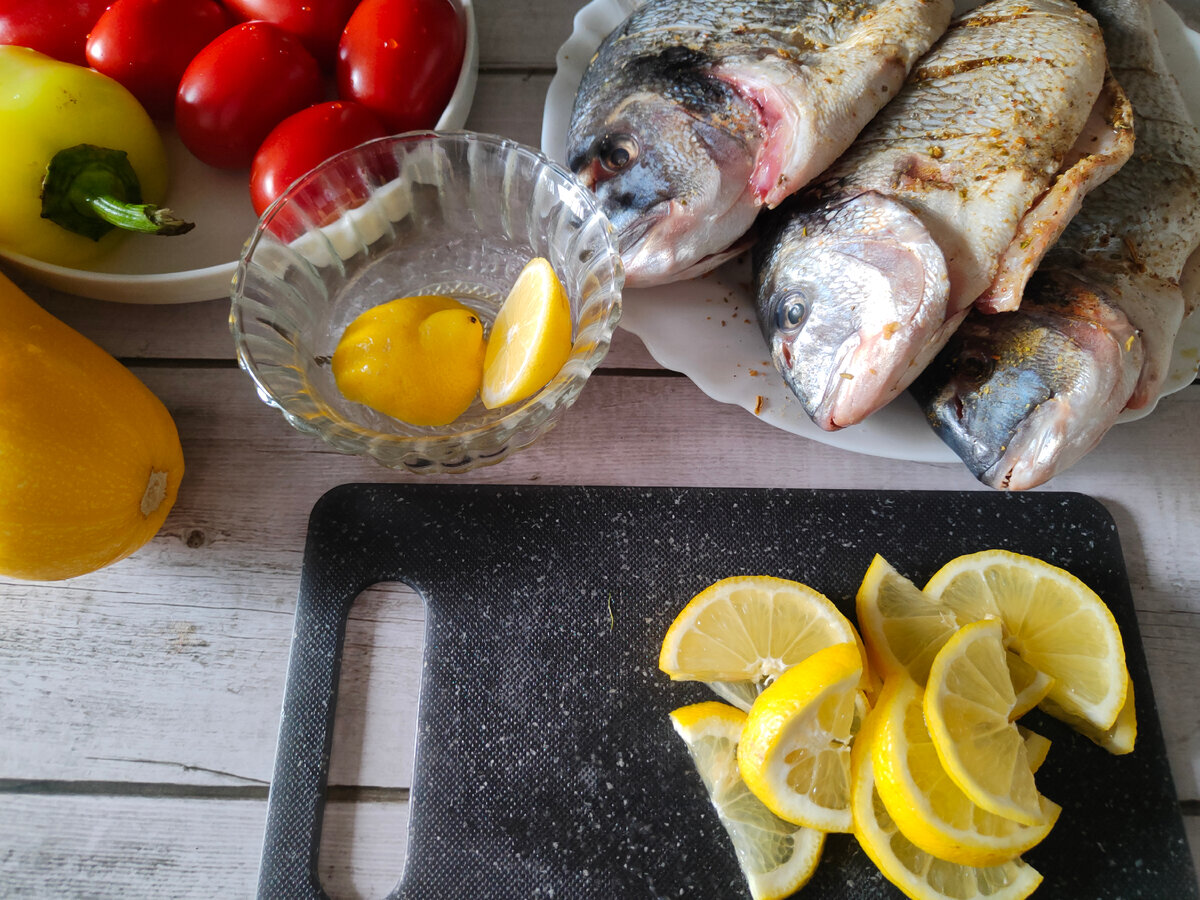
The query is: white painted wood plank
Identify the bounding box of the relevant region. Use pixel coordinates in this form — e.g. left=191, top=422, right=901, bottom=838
left=0, top=793, right=409, bottom=900
left=477, top=1, right=579, bottom=68
left=2, top=368, right=1198, bottom=804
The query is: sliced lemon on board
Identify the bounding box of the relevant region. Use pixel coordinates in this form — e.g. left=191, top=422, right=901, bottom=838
left=481, top=256, right=573, bottom=409
left=659, top=575, right=862, bottom=703
left=669, top=702, right=825, bottom=900
left=924, top=550, right=1128, bottom=732
left=923, top=619, right=1052, bottom=827
left=1017, top=726, right=1053, bottom=774
left=856, top=555, right=960, bottom=684
left=1040, top=678, right=1137, bottom=755
left=871, top=676, right=1060, bottom=867
left=737, top=642, right=862, bottom=832
left=850, top=702, right=1044, bottom=900
left=856, top=555, right=1056, bottom=719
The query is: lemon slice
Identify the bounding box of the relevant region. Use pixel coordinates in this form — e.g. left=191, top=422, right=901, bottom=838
left=871, top=677, right=1061, bottom=867
left=481, top=257, right=573, bottom=409
left=1017, top=726, right=1053, bottom=773
left=856, top=555, right=960, bottom=683
left=923, top=619, right=1052, bottom=827
left=669, top=702, right=825, bottom=900
left=659, top=575, right=860, bottom=698
left=856, top=555, right=1055, bottom=719
left=1040, top=678, right=1137, bottom=755
left=924, top=549, right=1128, bottom=732
left=850, top=702, right=1044, bottom=900
left=737, top=642, right=862, bottom=832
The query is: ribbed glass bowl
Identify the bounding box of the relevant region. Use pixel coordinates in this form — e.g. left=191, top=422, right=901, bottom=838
left=230, top=132, right=623, bottom=473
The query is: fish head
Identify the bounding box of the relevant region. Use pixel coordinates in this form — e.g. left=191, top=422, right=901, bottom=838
left=566, top=53, right=761, bottom=286
left=913, top=270, right=1142, bottom=490
left=753, top=191, right=949, bottom=430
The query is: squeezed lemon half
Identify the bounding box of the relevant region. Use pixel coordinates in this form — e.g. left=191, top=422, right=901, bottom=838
left=332, top=294, right=485, bottom=426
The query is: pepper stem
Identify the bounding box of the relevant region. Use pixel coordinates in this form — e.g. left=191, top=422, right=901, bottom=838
left=41, top=144, right=195, bottom=241
left=87, top=196, right=195, bottom=236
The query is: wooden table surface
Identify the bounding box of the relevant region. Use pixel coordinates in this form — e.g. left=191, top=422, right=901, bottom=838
left=2, top=2, right=1198, bottom=897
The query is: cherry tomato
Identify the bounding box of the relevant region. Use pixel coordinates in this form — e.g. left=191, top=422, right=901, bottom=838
left=0, top=0, right=110, bottom=66
left=249, top=100, right=388, bottom=216
left=175, top=22, right=323, bottom=170
left=337, top=0, right=466, bottom=133
left=221, top=0, right=360, bottom=69
left=86, top=0, right=230, bottom=119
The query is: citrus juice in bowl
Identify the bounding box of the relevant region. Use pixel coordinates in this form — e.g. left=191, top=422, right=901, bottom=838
left=230, top=131, right=624, bottom=473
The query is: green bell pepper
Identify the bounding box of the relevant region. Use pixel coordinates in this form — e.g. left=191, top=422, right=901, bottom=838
left=0, top=45, right=193, bottom=268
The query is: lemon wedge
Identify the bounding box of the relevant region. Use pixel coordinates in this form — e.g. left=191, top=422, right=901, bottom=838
left=481, top=257, right=573, bottom=409
left=332, top=295, right=484, bottom=426
left=924, top=549, right=1128, bottom=733
left=923, top=619, right=1053, bottom=827
left=669, top=702, right=825, bottom=900
left=856, top=555, right=1055, bottom=717
left=856, top=554, right=960, bottom=684
left=850, top=700, right=1044, bottom=900
left=737, top=642, right=862, bottom=832
left=659, top=575, right=863, bottom=710
left=871, top=676, right=1061, bottom=867
left=1040, top=679, right=1137, bottom=755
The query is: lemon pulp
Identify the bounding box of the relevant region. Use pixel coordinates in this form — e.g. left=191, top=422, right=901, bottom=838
left=481, top=257, right=573, bottom=409
left=332, top=295, right=485, bottom=426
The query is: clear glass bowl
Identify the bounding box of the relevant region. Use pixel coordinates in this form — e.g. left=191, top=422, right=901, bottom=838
left=230, top=132, right=624, bottom=473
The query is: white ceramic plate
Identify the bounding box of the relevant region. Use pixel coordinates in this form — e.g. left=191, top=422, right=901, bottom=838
left=0, top=0, right=479, bottom=304
left=542, top=0, right=1200, bottom=463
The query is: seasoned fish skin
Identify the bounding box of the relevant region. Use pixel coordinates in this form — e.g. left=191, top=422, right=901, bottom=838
left=916, top=0, right=1200, bottom=490
left=567, top=0, right=954, bottom=287
left=754, top=0, right=1106, bottom=431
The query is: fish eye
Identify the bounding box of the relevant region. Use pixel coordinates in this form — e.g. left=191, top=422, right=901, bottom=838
left=597, top=134, right=638, bottom=172
left=775, top=291, right=808, bottom=331
left=958, top=351, right=995, bottom=384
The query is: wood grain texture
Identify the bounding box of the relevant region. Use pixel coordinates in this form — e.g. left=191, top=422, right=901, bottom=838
left=0, top=794, right=409, bottom=900
left=0, top=0, right=1198, bottom=892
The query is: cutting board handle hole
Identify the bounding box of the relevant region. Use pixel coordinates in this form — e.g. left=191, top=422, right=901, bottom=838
left=317, top=580, right=427, bottom=900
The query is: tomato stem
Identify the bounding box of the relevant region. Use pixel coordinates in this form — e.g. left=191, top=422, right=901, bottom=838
left=40, top=143, right=194, bottom=240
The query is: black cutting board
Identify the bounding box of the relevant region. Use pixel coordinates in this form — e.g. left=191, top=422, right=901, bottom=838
left=257, top=484, right=1199, bottom=899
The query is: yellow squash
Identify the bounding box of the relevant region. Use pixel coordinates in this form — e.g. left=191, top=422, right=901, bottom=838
left=0, top=270, right=184, bottom=580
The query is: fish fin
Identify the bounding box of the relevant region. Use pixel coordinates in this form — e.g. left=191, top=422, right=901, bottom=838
left=977, top=71, right=1134, bottom=314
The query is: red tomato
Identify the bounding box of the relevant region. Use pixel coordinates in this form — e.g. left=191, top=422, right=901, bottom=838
left=336, top=0, right=466, bottom=133
left=0, top=0, right=110, bottom=66
left=249, top=100, right=388, bottom=216
left=221, top=0, right=359, bottom=69
left=86, top=0, right=230, bottom=119
left=175, top=22, right=323, bottom=170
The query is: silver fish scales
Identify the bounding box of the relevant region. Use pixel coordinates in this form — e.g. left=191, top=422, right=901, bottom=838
left=915, top=0, right=1200, bottom=489
left=753, top=0, right=1114, bottom=431
left=566, top=0, right=954, bottom=286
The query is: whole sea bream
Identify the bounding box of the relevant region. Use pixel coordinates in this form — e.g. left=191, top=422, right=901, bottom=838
left=566, top=0, right=955, bottom=286
left=753, top=0, right=1117, bottom=431
left=914, top=0, right=1200, bottom=490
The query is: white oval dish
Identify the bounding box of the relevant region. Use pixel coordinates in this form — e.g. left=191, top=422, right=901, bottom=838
left=541, top=0, right=1200, bottom=463
left=0, top=0, right=479, bottom=305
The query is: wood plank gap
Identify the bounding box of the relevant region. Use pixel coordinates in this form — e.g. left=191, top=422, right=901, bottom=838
left=595, top=367, right=686, bottom=378
left=479, top=64, right=557, bottom=76
left=120, top=357, right=239, bottom=369
left=0, top=780, right=410, bottom=803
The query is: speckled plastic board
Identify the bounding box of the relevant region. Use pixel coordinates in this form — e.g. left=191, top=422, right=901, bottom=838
left=257, top=484, right=1198, bottom=899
